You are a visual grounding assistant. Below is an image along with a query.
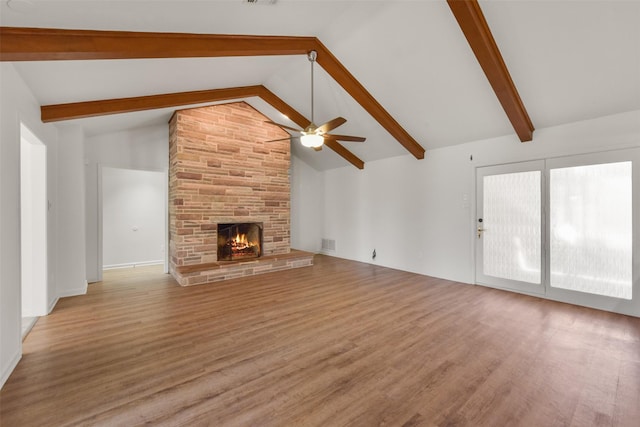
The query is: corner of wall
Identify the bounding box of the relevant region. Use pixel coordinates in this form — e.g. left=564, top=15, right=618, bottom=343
left=0, top=341, right=21, bottom=390
left=48, top=296, right=60, bottom=314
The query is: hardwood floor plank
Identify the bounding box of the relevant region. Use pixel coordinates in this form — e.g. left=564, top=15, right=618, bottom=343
left=1, top=256, right=639, bottom=426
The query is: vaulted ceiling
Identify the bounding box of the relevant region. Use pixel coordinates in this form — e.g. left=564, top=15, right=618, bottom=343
left=2, top=0, right=639, bottom=171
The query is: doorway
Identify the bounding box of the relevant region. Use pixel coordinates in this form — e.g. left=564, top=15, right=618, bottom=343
left=476, top=148, right=640, bottom=317
left=100, top=166, right=168, bottom=273
left=20, top=123, right=48, bottom=336
left=475, top=160, right=545, bottom=296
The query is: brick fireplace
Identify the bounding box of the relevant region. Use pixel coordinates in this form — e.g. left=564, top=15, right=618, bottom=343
left=168, top=102, right=313, bottom=286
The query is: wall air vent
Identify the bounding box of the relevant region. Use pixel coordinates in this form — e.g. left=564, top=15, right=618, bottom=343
left=322, top=238, right=336, bottom=252
left=244, top=0, right=277, bottom=4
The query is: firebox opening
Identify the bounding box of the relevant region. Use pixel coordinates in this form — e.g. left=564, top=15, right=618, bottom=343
left=217, top=223, right=263, bottom=261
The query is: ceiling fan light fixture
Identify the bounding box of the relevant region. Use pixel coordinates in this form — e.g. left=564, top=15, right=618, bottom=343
left=262, top=49, right=364, bottom=154
left=300, top=133, right=324, bottom=148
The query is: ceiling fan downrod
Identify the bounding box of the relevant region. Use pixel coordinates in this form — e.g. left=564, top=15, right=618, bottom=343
left=308, top=50, right=317, bottom=126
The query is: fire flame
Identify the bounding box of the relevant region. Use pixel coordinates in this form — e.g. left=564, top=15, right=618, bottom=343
left=232, top=233, right=250, bottom=250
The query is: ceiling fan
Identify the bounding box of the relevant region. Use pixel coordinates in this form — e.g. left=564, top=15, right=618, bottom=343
left=265, top=50, right=366, bottom=149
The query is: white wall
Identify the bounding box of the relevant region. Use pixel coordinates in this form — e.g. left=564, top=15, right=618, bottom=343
left=0, top=64, right=59, bottom=389
left=322, top=144, right=474, bottom=283
left=102, top=167, right=165, bottom=268
left=320, top=110, right=640, bottom=284
left=290, top=155, right=324, bottom=253
left=56, top=126, right=87, bottom=297
left=84, top=125, right=168, bottom=281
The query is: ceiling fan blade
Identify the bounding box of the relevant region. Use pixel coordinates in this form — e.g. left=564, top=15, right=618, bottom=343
left=264, top=137, right=292, bottom=143
left=264, top=121, right=301, bottom=132
left=324, top=134, right=366, bottom=143
left=317, top=117, right=346, bottom=134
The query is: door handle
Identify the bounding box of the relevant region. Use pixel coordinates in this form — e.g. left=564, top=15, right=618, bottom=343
left=477, top=227, right=487, bottom=238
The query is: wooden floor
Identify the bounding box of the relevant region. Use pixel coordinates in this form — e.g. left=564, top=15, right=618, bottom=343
left=1, top=256, right=639, bottom=426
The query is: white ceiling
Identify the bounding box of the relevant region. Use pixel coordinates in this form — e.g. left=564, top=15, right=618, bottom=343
left=2, top=0, right=639, bottom=170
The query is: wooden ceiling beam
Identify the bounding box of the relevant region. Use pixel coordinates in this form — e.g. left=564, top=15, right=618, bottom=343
left=1, top=26, right=424, bottom=161
left=0, top=27, right=316, bottom=61
left=40, top=85, right=365, bottom=170
left=321, top=139, right=365, bottom=170
left=314, top=42, right=425, bottom=159
left=41, top=86, right=265, bottom=122
left=447, top=0, right=534, bottom=142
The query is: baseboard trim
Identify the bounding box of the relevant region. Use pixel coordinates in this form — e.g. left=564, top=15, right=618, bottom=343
left=0, top=348, right=22, bottom=390
left=58, top=283, right=87, bottom=298
left=22, top=317, right=38, bottom=340
left=48, top=296, right=60, bottom=314
left=103, top=260, right=164, bottom=270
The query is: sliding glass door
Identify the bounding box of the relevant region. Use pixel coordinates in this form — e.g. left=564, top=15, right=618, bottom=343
left=476, top=148, right=640, bottom=317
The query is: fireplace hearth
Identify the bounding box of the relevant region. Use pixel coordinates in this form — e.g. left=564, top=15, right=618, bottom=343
left=217, top=223, right=262, bottom=261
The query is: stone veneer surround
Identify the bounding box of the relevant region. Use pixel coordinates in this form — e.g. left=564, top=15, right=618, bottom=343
left=169, top=102, right=312, bottom=286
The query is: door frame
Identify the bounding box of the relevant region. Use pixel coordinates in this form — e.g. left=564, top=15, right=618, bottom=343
left=19, top=122, right=49, bottom=317
left=475, top=160, right=546, bottom=296
left=97, top=164, right=169, bottom=277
